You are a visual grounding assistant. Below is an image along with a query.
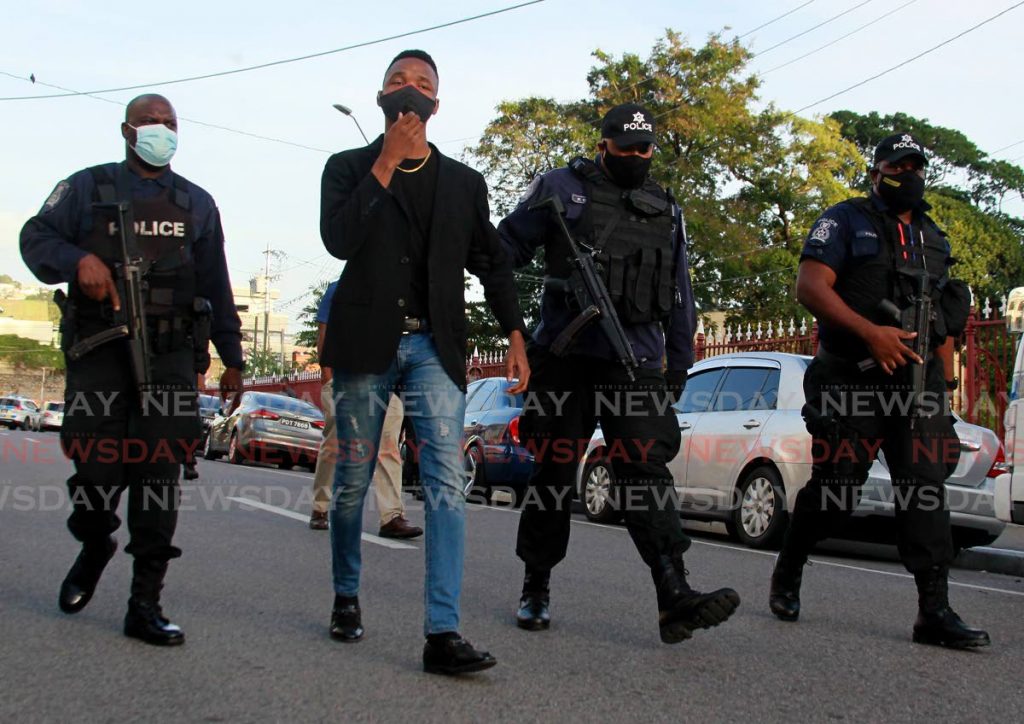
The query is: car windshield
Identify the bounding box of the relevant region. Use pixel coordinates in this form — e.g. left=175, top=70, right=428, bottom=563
left=198, top=394, right=220, bottom=412
left=45, top=402, right=64, bottom=412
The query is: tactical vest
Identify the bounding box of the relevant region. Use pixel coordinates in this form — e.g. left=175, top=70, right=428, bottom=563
left=553, top=157, right=677, bottom=325
left=825, top=197, right=954, bottom=355
left=69, top=165, right=198, bottom=354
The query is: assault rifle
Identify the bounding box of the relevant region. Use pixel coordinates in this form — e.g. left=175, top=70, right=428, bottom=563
left=64, top=201, right=151, bottom=399
left=877, top=267, right=933, bottom=429
left=529, top=195, right=639, bottom=381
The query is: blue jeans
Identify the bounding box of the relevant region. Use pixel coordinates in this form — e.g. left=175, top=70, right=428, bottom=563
left=330, top=333, right=468, bottom=635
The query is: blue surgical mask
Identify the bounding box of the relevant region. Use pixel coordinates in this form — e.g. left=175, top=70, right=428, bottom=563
left=129, top=123, right=178, bottom=167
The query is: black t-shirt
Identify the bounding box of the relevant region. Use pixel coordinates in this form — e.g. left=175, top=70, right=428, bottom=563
left=391, top=151, right=438, bottom=320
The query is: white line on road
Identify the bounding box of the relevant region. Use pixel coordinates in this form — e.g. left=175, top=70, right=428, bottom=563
left=476, top=503, right=1024, bottom=598
left=23, top=436, right=41, bottom=444
left=227, top=496, right=416, bottom=550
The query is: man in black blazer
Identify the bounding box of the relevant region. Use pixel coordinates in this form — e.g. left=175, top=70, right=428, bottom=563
left=319, top=49, right=529, bottom=676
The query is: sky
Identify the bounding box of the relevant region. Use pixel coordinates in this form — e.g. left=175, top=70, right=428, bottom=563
left=3, top=0, right=1023, bottom=332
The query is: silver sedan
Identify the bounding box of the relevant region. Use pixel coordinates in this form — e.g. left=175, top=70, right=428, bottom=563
left=579, top=352, right=1006, bottom=550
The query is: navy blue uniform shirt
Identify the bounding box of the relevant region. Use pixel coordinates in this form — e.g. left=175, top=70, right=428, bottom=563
left=497, top=163, right=698, bottom=372
left=20, top=161, right=244, bottom=369
left=800, top=191, right=949, bottom=273
left=317, top=281, right=338, bottom=325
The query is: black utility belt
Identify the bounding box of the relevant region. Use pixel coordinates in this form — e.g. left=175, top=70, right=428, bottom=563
left=815, top=347, right=934, bottom=372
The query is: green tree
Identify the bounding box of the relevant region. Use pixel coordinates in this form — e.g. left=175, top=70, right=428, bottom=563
left=828, top=110, right=1024, bottom=210
left=245, top=347, right=288, bottom=378
left=294, top=279, right=330, bottom=357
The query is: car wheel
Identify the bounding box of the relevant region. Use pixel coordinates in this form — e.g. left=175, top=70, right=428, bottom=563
left=21, top=418, right=29, bottom=431
left=580, top=454, right=621, bottom=524
left=228, top=432, right=244, bottom=465
left=278, top=458, right=294, bottom=470
left=952, top=528, right=1000, bottom=555
left=728, top=465, right=788, bottom=549
left=463, top=444, right=490, bottom=504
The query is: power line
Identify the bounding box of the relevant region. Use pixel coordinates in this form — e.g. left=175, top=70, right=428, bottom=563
left=789, top=1, right=1024, bottom=116
left=759, top=0, right=918, bottom=75
left=992, top=138, right=1024, bottom=154
left=738, top=0, right=819, bottom=39
left=0, top=71, right=335, bottom=153
left=0, top=1, right=546, bottom=102
left=753, top=0, right=877, bottom=57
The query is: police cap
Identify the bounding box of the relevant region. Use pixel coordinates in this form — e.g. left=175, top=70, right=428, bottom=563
left=601, top=103, right=656, bottom=146
left=874, top=133, right=928, bottom=165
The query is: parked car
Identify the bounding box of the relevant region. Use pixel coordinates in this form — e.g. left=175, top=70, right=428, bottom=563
left=0, top=396, right=39, bottom=430
left=197, top=394, right=221, bottom=438
left=579, top=352, right=1007, bottom=551
left=30, top=401, right=65, bottom=431
left=402, top=377, right=533, bottom=501
left=203, top=391, right=324, bottom=470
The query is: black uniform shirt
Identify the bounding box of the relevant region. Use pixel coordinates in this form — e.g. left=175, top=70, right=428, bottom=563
left=19, top=162, right=244, bottom=369
left=390, top=151, right=439, bottom=320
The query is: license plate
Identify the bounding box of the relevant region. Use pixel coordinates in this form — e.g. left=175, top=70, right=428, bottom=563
left=279, top=418, right=310, bottom=430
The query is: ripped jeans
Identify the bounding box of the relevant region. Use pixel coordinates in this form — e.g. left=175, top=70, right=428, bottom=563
left=329, top=332, right=467, bottom=635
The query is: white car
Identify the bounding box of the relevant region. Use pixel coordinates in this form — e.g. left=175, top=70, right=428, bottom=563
left=579, top=353, right=1007, bottom=550
left=31, top=401, right=65, bottom=432
left=0, top=396, right=39, bottom=430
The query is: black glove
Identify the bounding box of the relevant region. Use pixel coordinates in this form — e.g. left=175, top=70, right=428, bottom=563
left=664, top=369, right=687, bottom=403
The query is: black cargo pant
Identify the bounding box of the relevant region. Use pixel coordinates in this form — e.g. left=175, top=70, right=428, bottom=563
left=61, top=342, right=199, bottom=569
left=515, top=344, right=689, bottom=571
left=781, top=353, right=958, bottom=573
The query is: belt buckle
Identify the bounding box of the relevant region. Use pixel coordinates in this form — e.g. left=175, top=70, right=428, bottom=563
left=402, top=317, right=422, bottom=334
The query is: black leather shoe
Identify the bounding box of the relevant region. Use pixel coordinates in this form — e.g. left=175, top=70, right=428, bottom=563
left=516, top=592, right=550, bottom=631
left=183, top=461, right=199, bottom=480
left=309, top=511, right=328, bottom=531
left=124, top=598, right=185, bottom=646
left=330, top=596, right=363, bottom=642
left=59, top=537, right=117, bottom=614
left=913, top=607, right=991, bottom=649
left=769, top=556, right=804, bottom=622
left=423, top=634, right=497, bottom=675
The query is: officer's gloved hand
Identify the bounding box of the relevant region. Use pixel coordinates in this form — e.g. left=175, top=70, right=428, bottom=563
left=664, top=369, right=687, bottom=403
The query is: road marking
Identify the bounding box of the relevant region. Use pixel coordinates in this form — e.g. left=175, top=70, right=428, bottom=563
left=475, top=504, right=1024, bottom=598
left=227, top=496, right=416, bottom=550
left=204, top=460, right=312, bottom=481
left=23, top=436, right=41, bottom=444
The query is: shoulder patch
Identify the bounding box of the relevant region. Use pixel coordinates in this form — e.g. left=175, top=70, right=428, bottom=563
left=42, top=181, right=70, bottom=213
left=808, top=218, right=839, bottom=246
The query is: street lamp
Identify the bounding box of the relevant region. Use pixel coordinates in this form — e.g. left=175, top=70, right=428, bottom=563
left=333, top=103, right=369, bottom=144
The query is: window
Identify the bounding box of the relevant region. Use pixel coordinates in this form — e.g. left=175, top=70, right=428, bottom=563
left=676, top=368, right=725, bottom=414
left=712, top=368, right=778, bottom=412
left=465, top=379, right=498, bottom=414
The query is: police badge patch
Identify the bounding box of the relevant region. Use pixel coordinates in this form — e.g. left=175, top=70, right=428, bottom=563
left=42, top=181, right=70, bottom=213
left=808, top=218, right=838, bottom=246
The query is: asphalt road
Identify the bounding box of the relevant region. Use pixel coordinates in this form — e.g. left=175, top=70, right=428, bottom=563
left=2, top=427, right=1023, bottom=723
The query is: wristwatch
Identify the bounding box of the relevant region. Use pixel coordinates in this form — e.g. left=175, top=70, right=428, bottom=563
left=945, top=377, right=959, bottom=391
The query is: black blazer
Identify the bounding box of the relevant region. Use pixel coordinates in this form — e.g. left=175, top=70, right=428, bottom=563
left=319, top=136, right=525, bottom=389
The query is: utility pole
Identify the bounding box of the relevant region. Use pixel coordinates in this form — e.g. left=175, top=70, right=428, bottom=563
left=262, top=243, right=272, bottom=358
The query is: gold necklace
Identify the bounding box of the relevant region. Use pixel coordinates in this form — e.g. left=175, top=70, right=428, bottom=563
left=396, top=148, right=432, bottom=174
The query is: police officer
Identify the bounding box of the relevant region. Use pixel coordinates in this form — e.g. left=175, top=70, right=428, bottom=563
left=499, top=103, right=740, bottom=644
left=20, top=94, right=244, bottom=646
left=768, top=133, right=988, bottom=648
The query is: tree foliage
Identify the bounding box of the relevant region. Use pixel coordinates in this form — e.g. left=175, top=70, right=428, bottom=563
left=0, top=334, right=64, bottom=370
left=465, top=31, right=1024, bottom=336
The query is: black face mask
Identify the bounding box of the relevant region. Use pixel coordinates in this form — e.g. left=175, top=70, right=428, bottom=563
left=602, top=151, right=652, bottom=189
left=876, top=170, right=925, bottom=212
left=378, top=85, right=436, bottom=123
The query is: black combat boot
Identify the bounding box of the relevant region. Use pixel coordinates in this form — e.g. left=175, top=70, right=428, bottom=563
left=912, top=566, right=990, bottom=649
left=59, top=537, right=117, bottom=614
left=329, top=595, right=364, bottom=642
left=124, top=559, right=184, bottom=646
left=653, top=555, right=740, bottom=644
left=769, top=552, right=806, bottom=622
left=515, top=568, right=551, bottom=631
